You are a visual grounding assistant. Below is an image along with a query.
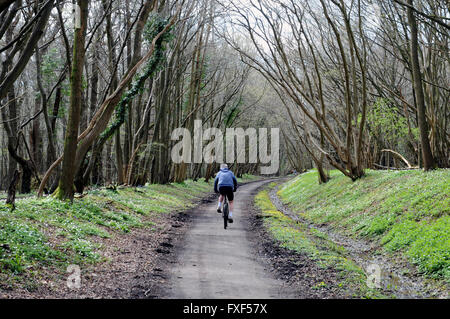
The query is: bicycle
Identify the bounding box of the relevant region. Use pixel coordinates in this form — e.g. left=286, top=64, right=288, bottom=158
left=217, top=185, right=237, bottom=230
left=222, top=195, right=229, bottom=229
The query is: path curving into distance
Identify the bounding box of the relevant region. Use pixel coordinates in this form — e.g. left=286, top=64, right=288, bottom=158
left=165, top=179, right=292, bottom=299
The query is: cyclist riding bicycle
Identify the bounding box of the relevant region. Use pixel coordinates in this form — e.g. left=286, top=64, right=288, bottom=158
left=214, top=163, right=238, bottom=223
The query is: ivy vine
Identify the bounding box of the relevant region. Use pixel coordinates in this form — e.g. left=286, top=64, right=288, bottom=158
left=98, top=14, right=174, bottom=144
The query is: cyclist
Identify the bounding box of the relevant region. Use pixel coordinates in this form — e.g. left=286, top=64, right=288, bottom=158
left=214, top=163, right=238, bottom=223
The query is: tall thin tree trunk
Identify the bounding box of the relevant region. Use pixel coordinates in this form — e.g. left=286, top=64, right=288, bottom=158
left=406, top=0, right=435, bottom=170
left=56, top=0, right=89, bottom=200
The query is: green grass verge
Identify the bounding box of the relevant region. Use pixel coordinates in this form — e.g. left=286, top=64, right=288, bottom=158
left=278, top=169, right=450, bottom=282
left=0, top=175, right=258, bottom=280
left=254, top=188, right=385, bottom=298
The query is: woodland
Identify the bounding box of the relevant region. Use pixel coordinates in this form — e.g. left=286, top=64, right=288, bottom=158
left=0, top=0, right=448, bottom=200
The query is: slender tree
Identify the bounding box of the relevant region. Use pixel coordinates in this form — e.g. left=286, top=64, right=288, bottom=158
left=406, top=0, right=435, bottom=170
left=56, top=0, right=89, bottom=200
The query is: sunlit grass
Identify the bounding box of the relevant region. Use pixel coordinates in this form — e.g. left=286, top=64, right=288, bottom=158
left=278, top=169, right=450, bottom=281
left=254, top=189, right=385, bottom=298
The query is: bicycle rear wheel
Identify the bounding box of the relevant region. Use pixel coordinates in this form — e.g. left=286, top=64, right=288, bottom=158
left=223, top=201, right=229, bottom=229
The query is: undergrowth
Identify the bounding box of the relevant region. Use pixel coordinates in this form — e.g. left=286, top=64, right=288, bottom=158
left=0, top=176, right=257, bottom=281
left=277, top=169, right=449, bottom=282
left=254, top=188, right=385, bottom=298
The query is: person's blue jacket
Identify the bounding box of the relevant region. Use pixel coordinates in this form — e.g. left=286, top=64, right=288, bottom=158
left=214, top=168, right=238, bottom=193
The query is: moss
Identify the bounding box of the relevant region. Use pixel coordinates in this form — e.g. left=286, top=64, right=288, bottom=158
left=51, top=186, right=64, bottom=200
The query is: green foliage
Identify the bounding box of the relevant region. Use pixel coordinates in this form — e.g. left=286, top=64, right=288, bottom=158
left=366, top=98, right=418, bottom=146
left=381, top=216, right=450, bottom=279
left=278, top=169, right=450, bottom=281
left=62, top=238, right=100, bottom=263
left=0, top=175, right=258, bottom=282
left=143, top=13, right=174, bottom=45
left=0, top=178, right=211, bottom=277
left=99, top=14, right=173, bottom=143
left=255, top=190, right=321, bottom=258
left=254, top=189, right=384, bottom=298
left=41, top=48, right=63, bottom=86
left=224, top=98, right=243, bottom=127
left=0, top=218, right=66, bottom=273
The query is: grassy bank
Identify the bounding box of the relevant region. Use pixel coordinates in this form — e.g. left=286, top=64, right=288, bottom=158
left=255, top=184, right=384, bottom=298
left=0, top=174, right=258, bottom=289
left=277, top=169, right=449, bottom=282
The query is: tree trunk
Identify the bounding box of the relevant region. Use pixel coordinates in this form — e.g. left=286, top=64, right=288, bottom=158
left=56, top=0, right=89, bottom=200
left=6, top=169, right=20, bottom=210
left=406, top=0, right=435, bottom=170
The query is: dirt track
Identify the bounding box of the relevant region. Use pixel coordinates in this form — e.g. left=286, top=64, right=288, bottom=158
left=163, top=179, right=294, bottom=299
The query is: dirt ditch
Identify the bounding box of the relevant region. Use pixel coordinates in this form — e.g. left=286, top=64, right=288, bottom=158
left=268, top=183, right=448, bottom=299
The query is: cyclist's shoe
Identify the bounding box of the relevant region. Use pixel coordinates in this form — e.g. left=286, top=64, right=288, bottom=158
left=228, top=218, right=233, bottom=223
left=217, top=208, right=222, bottom=214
